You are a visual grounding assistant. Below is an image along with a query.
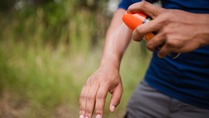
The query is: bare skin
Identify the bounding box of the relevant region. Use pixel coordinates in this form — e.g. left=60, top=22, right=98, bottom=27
left=129, top=1, right=209, bottom=58
left=79, top=1, right=209, bottom=118
left=79, top=9, right=132, bottom=118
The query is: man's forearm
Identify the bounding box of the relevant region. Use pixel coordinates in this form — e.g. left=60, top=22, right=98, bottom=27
left=79, top=8, right=132, bottom=118
left=100, top=9, right=132, bottom=69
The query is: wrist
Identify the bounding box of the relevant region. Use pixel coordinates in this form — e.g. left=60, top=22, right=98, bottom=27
left=99, top=54, right=121, bottom=70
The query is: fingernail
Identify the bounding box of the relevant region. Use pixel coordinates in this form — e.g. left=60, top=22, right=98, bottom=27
left=79, top=115, right=84, bottom=118
left=96, top=114, right=101, bottom=118
left=110, top=105, right=115, bottom=112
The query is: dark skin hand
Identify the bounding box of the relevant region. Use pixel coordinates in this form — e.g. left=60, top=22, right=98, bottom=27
left=129, top=1, right=209, bottom=58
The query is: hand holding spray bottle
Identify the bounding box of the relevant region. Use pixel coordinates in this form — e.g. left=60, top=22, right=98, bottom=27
left=122, top=12, right=180, bottom=59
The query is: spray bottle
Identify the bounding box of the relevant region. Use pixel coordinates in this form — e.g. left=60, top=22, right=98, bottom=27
left=122, top=12, right=180, bottom=59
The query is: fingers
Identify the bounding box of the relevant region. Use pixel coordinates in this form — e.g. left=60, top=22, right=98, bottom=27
left=79, top=76, right=99, bottom=118
left=80, top=85, right=89, bottom=117
left=157, top=45, right=170, bottom=58
left=95, top=84, right=109, bottom=118
left=132, top=17, right=163, bottom=41
left=146, top=31, right=165, bottom=51
left=132, top=29, right=143, bottom=42
left=79, top=68, right=122, bottom=118
left=145, top=31, right=174, bottom=58
left=127, top=1, right=166, bottom=42
left=127, top=1, right=164, bottom=19
left=109, top=83, right=123, bottom=112
left=85, top=83, right=99, bottom=118
left=157, top=43, right=182, bottom=58
left=79, top=82, right=109, bottom=118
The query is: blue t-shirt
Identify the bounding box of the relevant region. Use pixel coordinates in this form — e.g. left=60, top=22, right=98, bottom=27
left=118, top=0, right=209, bottom=109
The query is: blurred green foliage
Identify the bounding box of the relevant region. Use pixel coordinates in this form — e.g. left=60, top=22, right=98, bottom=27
left=0, top=0, right=150, bottom=118
left=0, top=0, right=110, bottom=47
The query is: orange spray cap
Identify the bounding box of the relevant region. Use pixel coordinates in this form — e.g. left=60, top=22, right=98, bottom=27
left=122, top=12, right=147, bottom=31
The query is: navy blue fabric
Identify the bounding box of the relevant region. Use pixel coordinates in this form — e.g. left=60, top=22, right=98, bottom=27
left=161, top=0, right=209, bottom=13
left=118, top=0, right=157, bottom=10
left=118, top=0, right=209, bottom=109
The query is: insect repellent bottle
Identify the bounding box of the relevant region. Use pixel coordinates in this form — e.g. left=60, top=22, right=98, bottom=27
left=122, top=12, right=180, bottom=59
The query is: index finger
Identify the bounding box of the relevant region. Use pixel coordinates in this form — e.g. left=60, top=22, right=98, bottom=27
left=132, top=17, right=163, bottom=41
left=127, top=1, right=164, bottom=19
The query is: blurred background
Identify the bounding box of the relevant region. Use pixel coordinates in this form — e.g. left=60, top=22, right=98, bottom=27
left=0, top=0, right=151, bottom=117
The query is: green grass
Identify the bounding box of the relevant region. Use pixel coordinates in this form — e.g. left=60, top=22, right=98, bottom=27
left=0, top=1, right=151, bottom=117
left=0, top=39, right=150, bottom=118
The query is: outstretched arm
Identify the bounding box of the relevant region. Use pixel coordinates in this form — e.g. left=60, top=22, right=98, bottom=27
left=79, top=8, right=132, bottom=118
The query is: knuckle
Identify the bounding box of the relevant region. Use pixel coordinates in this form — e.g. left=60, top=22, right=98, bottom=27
left=86, top=75, right=98, bottom=84
left=80, top=93, right=86, bottom=99
left=141, top=0, right=147, bottom=7
left=97, top=90, right=108, bottom=99
left=166, top=39, right=173, bottom=46
left=160, top=11, right=172, bottom=24
left=166, top=38, right=179, bottom=47
left=163, top=29, right=170, bottom=36
left=163, top=10, right=172, bottom=18
left=171, top=40, right=180, bottom=48
left=100, top=81, right=111, bottom=88
left=86, top=95, right=95, bottom=101
left=80, top=95, right=87, bottom=102
left=96, top=93, right=105, bottom=99
left=137, top=1, right=146, bottom=8
left=96, top=107, right=104, bottom=114
left=160, top=16, right=169, bottom=25
left=146, top=42, right=155, bottom=51
left=80, top=91, right=85, bottom=97
left=135, top=27, right=143, bottom=34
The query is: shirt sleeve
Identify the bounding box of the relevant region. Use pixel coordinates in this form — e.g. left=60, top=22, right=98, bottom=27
left=118, top=0, right=158, bottom=10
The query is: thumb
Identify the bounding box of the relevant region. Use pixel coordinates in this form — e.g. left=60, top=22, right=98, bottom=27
left=109, top=84, right=123, bottom=112
left=127, top=1, right=164, bottom=19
